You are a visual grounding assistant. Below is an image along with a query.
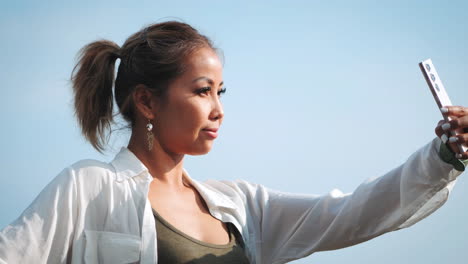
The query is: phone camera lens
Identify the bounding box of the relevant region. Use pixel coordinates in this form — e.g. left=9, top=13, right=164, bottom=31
left=435, top=83, right=440, bottom=92
left=430, top=73, right=436, bottom=82
left=425, top=64, right=431, bottom=71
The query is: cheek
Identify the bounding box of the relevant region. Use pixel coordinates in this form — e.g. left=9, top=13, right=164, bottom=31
left=156, top=99, right=214, bottom=155
left=161, top=100, right=208, bottom=139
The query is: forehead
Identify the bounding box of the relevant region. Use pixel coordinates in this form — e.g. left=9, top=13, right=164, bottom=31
left=182, top=47, right=223, bottom=80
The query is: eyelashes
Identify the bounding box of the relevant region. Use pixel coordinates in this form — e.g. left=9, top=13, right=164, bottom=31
left=218, top=87, right=227, bottom=96
left=196, top=87, right=227, bottom=97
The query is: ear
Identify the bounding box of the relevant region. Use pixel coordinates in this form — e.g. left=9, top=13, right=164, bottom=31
left=132, top=84, right=159, bottom=120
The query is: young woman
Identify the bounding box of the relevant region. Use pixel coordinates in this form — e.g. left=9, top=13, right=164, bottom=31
left=1, top=21, right=467, bottom=264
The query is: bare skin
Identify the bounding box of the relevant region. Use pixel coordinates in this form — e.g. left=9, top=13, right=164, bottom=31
left=125, top=46, right=468, bottom=246
left=435, top=106, right=468, bottom=159
left=127, top=47, right=229, bottom=245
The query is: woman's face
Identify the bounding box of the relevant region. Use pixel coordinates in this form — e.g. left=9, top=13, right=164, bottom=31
left=153, top=47, right=225, bottom=156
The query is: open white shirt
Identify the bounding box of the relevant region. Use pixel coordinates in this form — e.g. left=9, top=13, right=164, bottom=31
left=0, top=137, right=463, bottom=264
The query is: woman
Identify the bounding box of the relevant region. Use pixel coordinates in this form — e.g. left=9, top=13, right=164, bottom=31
left=0, top=21, right=467, bottom=264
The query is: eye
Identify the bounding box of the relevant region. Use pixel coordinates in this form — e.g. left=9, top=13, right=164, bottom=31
left=196, top=87, right=211, bottom=96
left=217, top=87, right=227, bottom=97
left=195, top=86, right=227, bottom=97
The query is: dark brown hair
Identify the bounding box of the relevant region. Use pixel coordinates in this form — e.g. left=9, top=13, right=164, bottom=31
left=71, top=21, right=214, bottom=153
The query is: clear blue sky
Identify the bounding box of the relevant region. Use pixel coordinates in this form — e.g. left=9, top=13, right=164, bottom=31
left=1, top=0, right=468, bottom=263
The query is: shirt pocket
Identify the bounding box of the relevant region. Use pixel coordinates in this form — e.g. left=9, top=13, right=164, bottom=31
left=84, top=230, right=141, bottom=264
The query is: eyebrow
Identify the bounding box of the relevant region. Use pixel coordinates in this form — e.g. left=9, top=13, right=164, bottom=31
left=192, top=76, right=223, bottom=87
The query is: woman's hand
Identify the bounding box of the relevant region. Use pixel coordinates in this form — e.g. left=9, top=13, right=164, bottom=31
left=435, top=106, right=468, bottom=159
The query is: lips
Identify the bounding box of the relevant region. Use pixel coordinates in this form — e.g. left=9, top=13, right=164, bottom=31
left=202, top=128, right=219, bottom=139
left=202, top=128, right=219, bottom=132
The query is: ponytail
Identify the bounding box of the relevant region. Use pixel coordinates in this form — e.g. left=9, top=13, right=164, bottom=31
left=71, top=40, right=120, bottom=153
left=71, top=21, right=215, bottom=153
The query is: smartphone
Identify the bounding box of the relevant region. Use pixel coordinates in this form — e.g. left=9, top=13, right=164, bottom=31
left=419, top=58, right=467, bottom=153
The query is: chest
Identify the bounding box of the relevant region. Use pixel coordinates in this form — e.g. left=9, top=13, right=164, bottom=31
left=148, top=184, right=231, bottom=245
left=154, top=209, right=250, bottom=264
left=76, top=178, right=255, bottom=263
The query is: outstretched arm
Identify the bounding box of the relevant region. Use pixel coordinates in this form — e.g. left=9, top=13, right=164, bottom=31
left=218, top=106, right=468, bottom=264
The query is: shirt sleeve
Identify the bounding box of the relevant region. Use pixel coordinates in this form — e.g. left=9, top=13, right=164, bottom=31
left=438, top=140, right=468, bottom=171
left=225, top=137, right=464, bottom=264
left=0, top=166, right=78, bottom=264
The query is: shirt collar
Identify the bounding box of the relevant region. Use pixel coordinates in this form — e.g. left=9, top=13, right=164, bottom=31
left=109, top=147, right=236, bottom=210
left=110, top=147, right=149, bottom=182
left=183, top=171, right=237, bottom=210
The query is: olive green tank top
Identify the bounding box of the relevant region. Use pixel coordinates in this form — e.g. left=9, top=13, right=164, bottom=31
left=153, top=208, right=250, bottom=264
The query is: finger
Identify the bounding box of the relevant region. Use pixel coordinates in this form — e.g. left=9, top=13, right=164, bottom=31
left=454, top=115, right=468, bottom=129
left=454, top=151, right=468, bottom=159
left=439, top=121, right=464, bottom=153
left=435, top=120, right=452, bottom=146
left=441, top=105, right=468, bottom=117
left=448, top=127, right=466, bottom=154
left=439, top=116, right=468, bottom=132
left=435, top=120, right=446, bottom=137
left=448, top=141, right=461, bottom=154
left=448, top=133, right=468, bottom=145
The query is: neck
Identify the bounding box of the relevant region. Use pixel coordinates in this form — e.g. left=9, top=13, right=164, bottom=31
left=127, top=133, right=186, bottom=188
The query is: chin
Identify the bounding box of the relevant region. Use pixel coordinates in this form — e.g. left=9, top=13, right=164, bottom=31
left=187, top=143, right=214, bottom=156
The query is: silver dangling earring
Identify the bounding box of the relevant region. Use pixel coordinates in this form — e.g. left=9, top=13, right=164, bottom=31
left=146, top=119, right=154, bottom=151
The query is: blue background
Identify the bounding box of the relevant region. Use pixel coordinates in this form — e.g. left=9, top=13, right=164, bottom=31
left=1, top=0, right=468, bottom=262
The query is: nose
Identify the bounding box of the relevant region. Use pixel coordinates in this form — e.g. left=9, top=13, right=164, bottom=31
left=210, top=96, right=224, bottom=122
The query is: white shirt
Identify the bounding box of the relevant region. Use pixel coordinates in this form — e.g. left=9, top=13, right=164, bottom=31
left=0, top=137, right=463, bottom=264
